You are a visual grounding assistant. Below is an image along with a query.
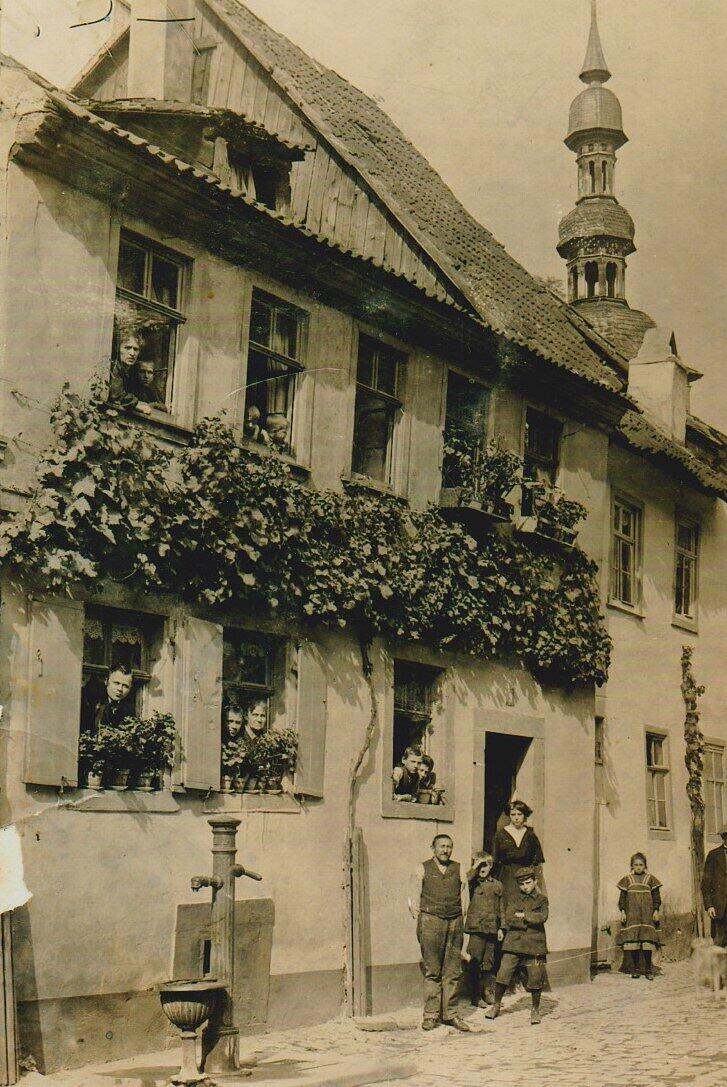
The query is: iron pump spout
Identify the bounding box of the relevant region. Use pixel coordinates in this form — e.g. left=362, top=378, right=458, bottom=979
left=196, top=816, right=262, bottom=1076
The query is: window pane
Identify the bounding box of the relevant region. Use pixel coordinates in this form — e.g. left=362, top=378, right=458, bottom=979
left=376, top=347, right=398, bottom=397
left=444, top=371, right=489, bottom=448
left=151, top=255, right=180, bottom=310
left=524, top=409, right=561, bottom=483
left=657, top=799, right=667, bottom=828
left=677, top=523, right=695, bottom=552
left=223, top=633, right=269, bottom=687
left=249, top=298, right=272, bottom=346
left=83, top=616, right=106, bottom=666
left=647, top=793, right=657, bottom=827
left=110, top=621, right=144, bottom=671
left=117, top=241, right=145, bottom=295
left=357, top=335, right=376, bottom=388
left=352, top=388, right=393, bottom=481
left=655, top=773, right=666, bottom=802
left=274, top=309, right=298, bottom=359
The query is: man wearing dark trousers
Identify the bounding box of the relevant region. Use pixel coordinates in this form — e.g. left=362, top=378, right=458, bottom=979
left=408, top=834, right=469, bottom=1032
left=702, top=825, right=727, bottom=946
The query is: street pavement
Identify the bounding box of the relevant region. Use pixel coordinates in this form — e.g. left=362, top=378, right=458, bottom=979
left=24, top=960, right=727, bottom=1087
left=267, top=959, right=727, bottom=1087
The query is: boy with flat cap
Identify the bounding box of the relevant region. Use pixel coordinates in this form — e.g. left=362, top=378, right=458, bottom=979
left=486, top=865, right=548, bottom=1025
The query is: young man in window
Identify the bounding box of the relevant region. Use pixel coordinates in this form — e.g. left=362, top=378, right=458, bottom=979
left=80, top=660, right=136, bottom=736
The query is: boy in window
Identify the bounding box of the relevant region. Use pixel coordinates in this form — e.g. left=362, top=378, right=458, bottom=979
left=392, top=746, right=422, bottom=802
left=132, top=360, right=167, bottom=411
left=263, top=413, right=290, bottom=453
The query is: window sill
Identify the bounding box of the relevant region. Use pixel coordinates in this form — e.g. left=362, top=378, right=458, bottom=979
left=647, top=826, right=675, bottom=842
left=342, top=474, right=407, bottom=502
left=129, top=408, right=193, bottom=447
left=241, top=438, right=311, bottom=480
left=382, top=798, right=453, bottom=822
left=203, top=791, right=302, bottom=814
left=672, top=614, right=699, bottom=634
left=60, top=789, right=180, bottom=813
left=607, top=599, right=645, bottom=620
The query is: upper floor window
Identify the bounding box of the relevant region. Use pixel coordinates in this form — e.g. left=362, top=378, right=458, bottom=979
left=611, top=497, right=642, bottom=609
left=112, top=233, right=187, bottom=414
left=646, top=732, right=671, bottom=831
left=352, top=334, right=405, bottom=484
left=674, top=519, right=699, bottom=621
left=243, top=291, right=305, bottom=457
left=221, top=630, right=288, bottom=792
left=705, top=744, right=726, bottom=837
left=441, top=370, right=490, bottom=488
left=523, top=408, right=562, bottom=514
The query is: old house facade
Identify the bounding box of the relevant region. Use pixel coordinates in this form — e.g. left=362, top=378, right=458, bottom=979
left=0, top=0, right=723, bottom=1076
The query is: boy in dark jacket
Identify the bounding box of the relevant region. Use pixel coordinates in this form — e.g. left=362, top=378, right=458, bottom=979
left=486, top=866, right=548, bottom=1025
left=464, top=852, right=503, bottom=1006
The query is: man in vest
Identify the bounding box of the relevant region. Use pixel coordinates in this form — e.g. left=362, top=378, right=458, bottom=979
left=702, top=825, right=727, bottom=946
left=408, top=833, right=469, bottom=1031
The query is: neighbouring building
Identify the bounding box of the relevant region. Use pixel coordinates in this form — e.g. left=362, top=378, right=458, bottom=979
left=0, top=0, right=723, bottom=1077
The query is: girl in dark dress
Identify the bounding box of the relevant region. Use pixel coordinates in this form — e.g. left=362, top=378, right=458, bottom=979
left=617, top=851, right=662, bottom=980
left=492, top=800, right=545, bottom=906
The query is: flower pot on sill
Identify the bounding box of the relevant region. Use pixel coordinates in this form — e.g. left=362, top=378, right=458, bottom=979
left=136, top=771, right=156, bottom=792
left=110, top=768, right=131, bottom=791
left=220, top=775, right=234, bottom=794
left=439, top=489, right=512, bottom=528
left=86, top=772, right=104, bottom=791
left=417, top=789, right=433, bottom=805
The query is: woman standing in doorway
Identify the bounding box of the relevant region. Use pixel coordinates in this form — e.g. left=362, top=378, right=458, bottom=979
left=492, top=800, right=544, bottom=905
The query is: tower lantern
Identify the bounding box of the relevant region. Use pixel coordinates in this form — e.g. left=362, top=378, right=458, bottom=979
left=558, top=1, right=634, bottom=306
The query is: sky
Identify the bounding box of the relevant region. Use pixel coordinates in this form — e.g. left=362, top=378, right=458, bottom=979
left=4, top=0, right=727, bottom=429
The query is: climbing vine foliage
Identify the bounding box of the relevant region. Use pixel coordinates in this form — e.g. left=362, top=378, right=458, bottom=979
left=0, top=390, right=611, bottom=687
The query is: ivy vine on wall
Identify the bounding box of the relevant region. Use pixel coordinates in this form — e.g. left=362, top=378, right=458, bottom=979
left=0, top=389, right=612, bottom=688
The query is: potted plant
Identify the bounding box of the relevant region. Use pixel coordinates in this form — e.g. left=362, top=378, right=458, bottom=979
left=93, top=717, right=139, bottom=789
left=522, top=481, right=586, bottom=545
left=221, top=736, right=246, bottom=792
left=440, top=434, right=521, bottom=523
left=134, top=711, right=177, bottom=790
left=243, top=729, right=298, bottom=793
left=78, top=732, right=105, bottom=789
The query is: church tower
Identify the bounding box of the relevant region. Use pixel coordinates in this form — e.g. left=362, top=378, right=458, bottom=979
left=558, top=1, right=635, bottom=308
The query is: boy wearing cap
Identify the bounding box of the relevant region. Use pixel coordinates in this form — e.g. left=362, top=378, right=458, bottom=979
left=486, top=866, right=548, bottom=1025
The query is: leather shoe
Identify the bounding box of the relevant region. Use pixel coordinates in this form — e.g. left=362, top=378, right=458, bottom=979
left=443, top=1017, right=470, bottom=1032
left=485, top=1003, right=501, bottom=1019
left=421, top=1018, right=439, bottom=1031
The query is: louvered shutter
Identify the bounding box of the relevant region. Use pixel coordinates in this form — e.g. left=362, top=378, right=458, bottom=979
left=293, top=641, right=328, bottom=798
left=179, top=617, right=222, bottom=792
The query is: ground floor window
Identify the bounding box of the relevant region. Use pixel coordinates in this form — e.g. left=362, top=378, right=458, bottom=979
left=391, top=661, right=442, bottom=803
left=704, top=743, right=725, bottom=836
left=221, top=630, right=288, bottom=791
left=646, top=732, right=671, bottom=831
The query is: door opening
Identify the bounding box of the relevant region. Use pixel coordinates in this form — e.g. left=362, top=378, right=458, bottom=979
left=483, top=732, right=532, bottom=852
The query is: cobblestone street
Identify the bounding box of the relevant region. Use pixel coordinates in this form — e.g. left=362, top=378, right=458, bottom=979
left=268, top=960, right=727, bottom=1087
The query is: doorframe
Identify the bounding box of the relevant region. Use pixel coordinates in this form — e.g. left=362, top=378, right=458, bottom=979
left=471, top=711, right=545, bottom=860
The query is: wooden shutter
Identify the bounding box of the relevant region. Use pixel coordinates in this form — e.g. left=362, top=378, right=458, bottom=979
left=293, top=641, right=327, bottom=798
left=24, top=598, right=84, bottom=787
left=180, top=617, right=222, bottom=792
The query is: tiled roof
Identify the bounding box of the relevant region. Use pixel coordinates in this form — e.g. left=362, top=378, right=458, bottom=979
left=201, top=0, right=626, bottom=393
left=571, top=300, right=655, bottom=363
left=619, top=412, right=727, bottom=498
left=558, top=198, right=634, bottom=250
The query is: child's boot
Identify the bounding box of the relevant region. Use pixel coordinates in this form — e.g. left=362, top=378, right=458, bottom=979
left=469, top=962, right=487, bottom=1008
left=485, top=982, right=506, bottom=1019
left=530, top=990, right=542, bottom=1025
left=482, top=972, right=495, bottom=1005
left=643, top=950, right=653, bottom=980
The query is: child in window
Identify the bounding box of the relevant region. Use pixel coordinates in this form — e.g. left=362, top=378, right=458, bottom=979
left=244, top=405, right=263, bottom=441
left=417, top=754, right=436, bottom=791
left=617, top=852, right=662, bottom=980
left=263, top=412, right=290, bottom=453
left=107, top=332, right=153, bottom=416
left=392, top=746, right=421, bottom=802
left=486, top=866, right=548, bottom=1025
left=464, top=852, right=503, bottom=1006
left=133, top=359, right=167, bottom=411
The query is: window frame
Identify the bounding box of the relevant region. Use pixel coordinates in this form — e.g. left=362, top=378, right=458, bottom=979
left=81, top=604, right=157, bottom=718
left=522, top=407, right=562, bottom=486
left=382, top=650, right=453, bottom=822
left=351, top=331, right=406, bottom=487
left=243, top=289, right=307, bottom=459
left=673, top=515, right=700, bottom=628
left=609, top=493, right=644, bottom=613
left=114, top=230, right=189, bottom=413
left=441, top=368, right=492, bottom=489
left=645, top=730, right=673, bottom=839
left=704, top=740, right=726, bottom=840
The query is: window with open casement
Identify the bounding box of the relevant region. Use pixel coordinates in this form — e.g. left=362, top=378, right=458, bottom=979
left=243, top=291, right=306, bottom=456
left=352, top=334, right=405, bottom=484
left=441, top=370, right=490, bottom=488
left=113, top=233, right=187, bottom=412
left=611, top=497, right=642, bottom=609
left=674, top=518, right=699, bottom=622
left=391, top=660, right=443, bottom=803
left=80, top=606, right=155, bottom=729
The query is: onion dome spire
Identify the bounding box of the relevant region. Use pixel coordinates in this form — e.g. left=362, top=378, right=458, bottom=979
left=580, top=0, right=611, bottom=85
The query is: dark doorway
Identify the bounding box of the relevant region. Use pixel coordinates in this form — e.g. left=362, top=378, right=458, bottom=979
left=483, top=732, right=532, bottom=852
